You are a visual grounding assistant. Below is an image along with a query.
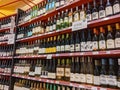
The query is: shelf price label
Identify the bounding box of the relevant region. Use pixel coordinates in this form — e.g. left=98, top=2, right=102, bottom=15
left=7, top=34, right=15, bottom=44
left=47, top=54, right=52, bottom=59
left=72, top=19, right=87, bottom=31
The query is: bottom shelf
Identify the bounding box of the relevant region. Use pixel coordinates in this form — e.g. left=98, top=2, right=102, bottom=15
left=12, top=74, right=119, bottom=90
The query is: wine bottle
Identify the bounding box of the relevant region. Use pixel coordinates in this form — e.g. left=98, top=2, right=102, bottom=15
left=86, top=57, right=94, bottom=84
left=94, top=60, right=100, bottom=86
left=68, top=8, right=73, bottom=26
left=60, top=11, right=64, bottom=29
left=100, top=59, right=108, bottom=87
left=60, top=34, right=65, bottom=53
left=70, top=57, right=75, bottom=82
left=56, top=35, right=61, bottom=53
left=118, top=58, right=120, bottom=88
left=92, top=28, right=99, bottom=51
left=86, top=3, right=92, bottom=21
left=65, top=58, right=71, bottom=81
left=86, top=29, right=92, bottom=51
left=35, top=60, right=42, bottom=77
left=74, top=57, right=81, bottom=83
left=106, top=25, right=115, bottom=49
left=75, top=31, right=80, bottom=52
left=80, top=57, right=87, bottom=83
left=92, top=0, right=98, bottom=20
left=81, top=30, right=86, bottom=51
left=70, top=32, right=75, bottom=52
left=105, top=0, right=113, bottom=16
left=99, top=0, right=106, bottom=18
left=113, top=0, right=120, bottom=14
left=99, top=27, right=106, bottom=50
left=115, top=23, right=120, bottom=49
left=74, top=6, right=80, bottom=22
left=64, top=9, right=69, bottom=28
left=56, top=59, right=62, bottom=80
left=80, top=4, right=86, bottom=20
left=108, top=58, right=117, bottom=88
left=63, top=34, right=69, bottom=53
left=56, top=12, right=60, bottom=30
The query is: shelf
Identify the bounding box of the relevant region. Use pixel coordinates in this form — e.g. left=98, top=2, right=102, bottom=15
left=16, top=27, right=71, bottom=42
left=0, top=73, right=10, bottom=76
left=18, top=0, right=93, bottom=27
left=16, top=14, right=120, bottom=42
left=0, top=27, right=10, bottom=32
left=0, top=57, right=12, bottom=60
left=12, top=74, right=118, bottom=90
left=88, top=14, right=120, bottom=27
left=14, top=50, right=120, bottom=59
left=0, top=41, right=8, bottom=46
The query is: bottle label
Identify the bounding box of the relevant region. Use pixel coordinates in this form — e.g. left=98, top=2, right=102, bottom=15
left=75, top=43, right=80, bottom=51
left=50, top=25, right=53, bottom=31
left=81, top=42, right=86, bottom=51
left=94, top=76, right=100, bottom=85
left=60, top=18, right=64, bottom=24
left=35, top=66, right=41, bottom=75
left=60, top=1, right=65, bottom=5
left=48, top=73, right=56, bottom=79
left=99, top=40, right=106, bottom=50
left=65, top=68, right=70, bottom=77
left=100, top=75, right=108, bottom=85
left=74, top=73, right=81, bottom=82
left=70, top=73, right=75, bottom=81
left=86, top=14, right=92, bottom=21
left=57, top=46, right=61, bottom=52
left=80, top=74, right=86, bottom=83
left=80, top=11, right=85, bottom=20
left=86, top=74, right=93, bottom=84
left=64, top=17, right=69, bottom=23
left=99, top=10, right=106, bottom=18
left=56, top=2, right=60, bottom=7
left=57, top=20, right=60, bottom=25
left=107, top=39, right=115, bottom=49
left=118, top=81, right=120, bottom=88
left=74, top=13, right=79, bottom=21
left=65, top=45, right=70, bottom=51
left=115, top=38, right=120, bottom=48
left=70, top=44, right=75, bottom=52
left=53, top=24, right=56, bottom=30
left=86, top=41, right=93, bottom=51
left=69, top=15, right=73, bottom=23
left=92, top=41, right=98, bottom=50
left=61, top=45, right=65, bottom=51
left=105, top=6, right=113, bottom=16
left=25, top=66, right=30, bottom=72
left=113, top=3, right=120, bottom=14
left=29, top=72, right=35, bottom=76
left=108, top=75, right=117, bottom=86
left=92, top=12, right=98, bottom=20
left=56, top=68, right=64, bottom=76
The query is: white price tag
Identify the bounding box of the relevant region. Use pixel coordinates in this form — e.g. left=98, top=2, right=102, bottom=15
left=47, top=54, right=52, bottom=59
left=79, top=85, right=84, bottom=88
left=91, top=87, right=97, bottom=90
left=100, top=88, right=106, bottom=90
left=55, top=81, right=59, bottom=84
left=7, top=34, right=15, bottom=44
left=92, top=51, right=99, bottom=55
left=72, top=19, right=87, bottom=31
left=106, top=51, right=111, bottom=54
